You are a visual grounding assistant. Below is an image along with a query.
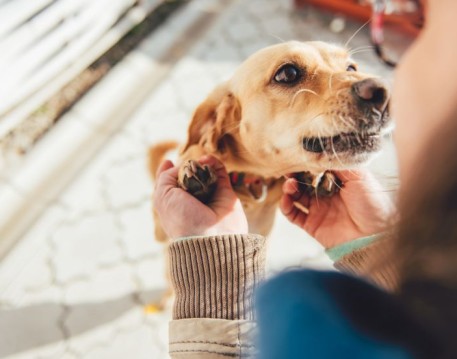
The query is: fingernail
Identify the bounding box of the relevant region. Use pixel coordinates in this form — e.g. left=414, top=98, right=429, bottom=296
left=293, top=201, right=309, bottom=214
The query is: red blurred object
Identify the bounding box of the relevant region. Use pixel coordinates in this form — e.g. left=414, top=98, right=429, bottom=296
left=294, top=0, right=422, bottom=37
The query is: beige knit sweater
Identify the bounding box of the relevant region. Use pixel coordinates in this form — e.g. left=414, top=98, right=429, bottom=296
left=169, top=233, right=396, bottom=320
left=168, top=234, right=396, bottom=358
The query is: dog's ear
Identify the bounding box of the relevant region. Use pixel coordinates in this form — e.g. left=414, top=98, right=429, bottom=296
left=182, top=83, right=241, bottom=154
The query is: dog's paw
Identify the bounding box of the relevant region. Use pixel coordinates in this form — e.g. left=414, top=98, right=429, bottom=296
left=178, top=160, right=218, bottom=203
left=315, top=171, right=342, bottom=197
left=295, top=171, right=342, bottom=197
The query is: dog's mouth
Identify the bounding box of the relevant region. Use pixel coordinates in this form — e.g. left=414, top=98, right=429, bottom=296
left=302, top=132, right=381, bottom=154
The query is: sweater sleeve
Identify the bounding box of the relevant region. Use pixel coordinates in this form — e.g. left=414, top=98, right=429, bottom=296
left=327, top=235, right=398, bottom=291
left=168, top=234, right=266, bottom=358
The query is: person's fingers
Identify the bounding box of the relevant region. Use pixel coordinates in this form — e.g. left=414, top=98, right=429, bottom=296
left=279, top=193, right=309, bottom=228
left=283, top=177, right=309, bottom=203
left=155, top=165, right=180, bottom=192
left=283, top=178, right=299, bottom=194
left=279, top=192, right=296, bottom=217
left=334, top=169, right=369, bottom=183
left=156, top=160, right=174, bottom=178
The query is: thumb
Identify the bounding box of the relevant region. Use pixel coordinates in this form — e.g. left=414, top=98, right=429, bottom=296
left=155, top=161, right=179, bottom=190
left=156, top=159, right=174, bottom=178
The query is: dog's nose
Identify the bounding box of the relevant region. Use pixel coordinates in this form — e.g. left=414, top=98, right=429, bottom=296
left=352, top=78, right=388, bottom=108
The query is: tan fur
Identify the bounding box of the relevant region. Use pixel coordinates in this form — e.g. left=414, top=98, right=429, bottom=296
left=148, top=40, right=391, bottom=310
left=150, top=41, right=391, bottom=241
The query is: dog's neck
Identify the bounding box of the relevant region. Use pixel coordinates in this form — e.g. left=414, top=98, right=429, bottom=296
left=229, top=171, right=278, bottom=202
left=217, top=133, right=282, bottom=178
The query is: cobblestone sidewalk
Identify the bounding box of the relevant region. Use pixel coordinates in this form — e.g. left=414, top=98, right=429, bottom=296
left=0, top=0, right=396, bottom=358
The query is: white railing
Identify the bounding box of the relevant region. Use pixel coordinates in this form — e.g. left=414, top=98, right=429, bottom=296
left=0, top=0, right=163, bottom=138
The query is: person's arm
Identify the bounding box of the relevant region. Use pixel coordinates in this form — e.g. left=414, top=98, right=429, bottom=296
left=168, top=234, right=265, bottom=359
left=280, top=170, right=398, bottom=290
left=153, top=157, right=262, bottom=358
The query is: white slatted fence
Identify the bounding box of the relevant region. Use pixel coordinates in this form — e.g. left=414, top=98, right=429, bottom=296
left=0, top=0, right=164, bottom=138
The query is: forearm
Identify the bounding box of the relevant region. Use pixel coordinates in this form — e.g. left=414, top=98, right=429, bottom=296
left=168, top=234, right=266, bottom=358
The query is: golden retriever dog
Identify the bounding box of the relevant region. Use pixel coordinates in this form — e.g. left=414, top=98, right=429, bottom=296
left=150, top=40, right=391, bottom=244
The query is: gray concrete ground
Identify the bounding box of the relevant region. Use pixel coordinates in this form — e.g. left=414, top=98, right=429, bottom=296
left=0, top=0, right=397, bottom=358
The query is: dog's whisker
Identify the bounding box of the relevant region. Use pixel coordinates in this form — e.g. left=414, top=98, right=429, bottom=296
left=345, top=19, right=371, bottom=49
left=348, top=46, right=374, bottom=56
left=290, top=88, right=320, bottom=108
left=349, top=49, right=376, bottom=56
left=267, top=33, right=286, bottom=44
left=330, top=118, right=349, bottom=169
left=328, top=118, right=359, bottom=178
left=316, top=130, right=325, bottom=154
left=334, top=88, right=347, bottom=98
left=328, top=174, right=344, bottom=192
left=348, top=45, right=374, bottom=53
left=338, top=115, right=358, bottom=133
left=328, top=72, right=335, bottom=91
left=356, top=133, right=363, bottom=146
left=371, top=108, right=383, bottom=120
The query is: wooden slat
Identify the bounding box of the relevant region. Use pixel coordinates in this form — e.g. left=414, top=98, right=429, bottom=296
left=5, top=0, right=137, bottom=108
left=0, top=0, right=55, bottom=38
left=0, top=0, right=93, bottom=66
left=0, top=0, right=163, bottom=137
left=0, top=0, right=124, bottom=90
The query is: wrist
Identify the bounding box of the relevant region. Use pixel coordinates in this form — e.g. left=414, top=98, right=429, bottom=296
left=168, top=233, right=266, bottom=320
left=325, top=233, right=382, bottom=262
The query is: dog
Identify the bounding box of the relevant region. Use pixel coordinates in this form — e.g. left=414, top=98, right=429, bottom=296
left=150, top=40, right=391, bottom=241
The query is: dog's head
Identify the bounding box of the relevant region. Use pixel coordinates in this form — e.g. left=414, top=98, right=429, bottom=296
left=183, top=41, right=392, bottom=176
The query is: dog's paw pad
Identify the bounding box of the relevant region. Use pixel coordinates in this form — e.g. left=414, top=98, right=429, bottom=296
left=178, top=160, right=218, bottom=203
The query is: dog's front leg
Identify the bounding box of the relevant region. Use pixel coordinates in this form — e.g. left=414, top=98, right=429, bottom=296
left=178, top=160, right=218, bottom=203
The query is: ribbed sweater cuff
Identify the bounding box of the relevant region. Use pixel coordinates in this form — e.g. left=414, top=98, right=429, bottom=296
left=168, top=234, right=266, bottom=320
left=334, top=236, right=398, bottom=291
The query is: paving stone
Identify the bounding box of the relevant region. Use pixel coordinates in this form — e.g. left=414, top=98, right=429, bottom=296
left=59, top=132, right=145, bottom=219
left=0, top=1, right=398, bottom=358
left=103, top=156, right=151, bottom=209
left=64, top=264, right=136, bottom=305
left=171, top=57, right=213, bottom=82
left=0, top=245, right=53, bottom=305
left=4, top=343, right=67, bottom=359
left=64, top=265, right=138, bottom=354
left=172, top=73, right=217, bottom=112
left=114, top=306, right=145, bottom=332
left=141, top=111, right=188, bottom=146
left=52, top=213, right=123, bottom=283
left=134, top=256, right=167, bottom=298
left=145, top=311, right=170, bottom=356
left=0, top=301, right=65, bottom=359
left=83, top=325, right=161, bottom=359
left=226, top=20, right=260, bottom=44
left=118, top=202, right=162, bottom=260
left=65, top=320, right=117, bottom=357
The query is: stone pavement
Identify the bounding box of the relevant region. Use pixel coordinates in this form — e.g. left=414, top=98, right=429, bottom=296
left=0, top=0, right=396, bottom=358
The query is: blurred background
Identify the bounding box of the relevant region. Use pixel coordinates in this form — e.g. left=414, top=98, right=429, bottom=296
left=0, top=0, right=409, bottom=358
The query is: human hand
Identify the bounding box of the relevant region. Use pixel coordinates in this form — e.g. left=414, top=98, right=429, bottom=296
left=280, top=170, right=395, bottom=249
left=153, top=156, right=248, bottom=239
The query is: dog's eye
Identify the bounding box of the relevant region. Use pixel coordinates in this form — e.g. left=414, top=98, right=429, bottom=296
left=346, top=64, right=357, bottom=72
left=274, top=64, right=301, bottom=84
